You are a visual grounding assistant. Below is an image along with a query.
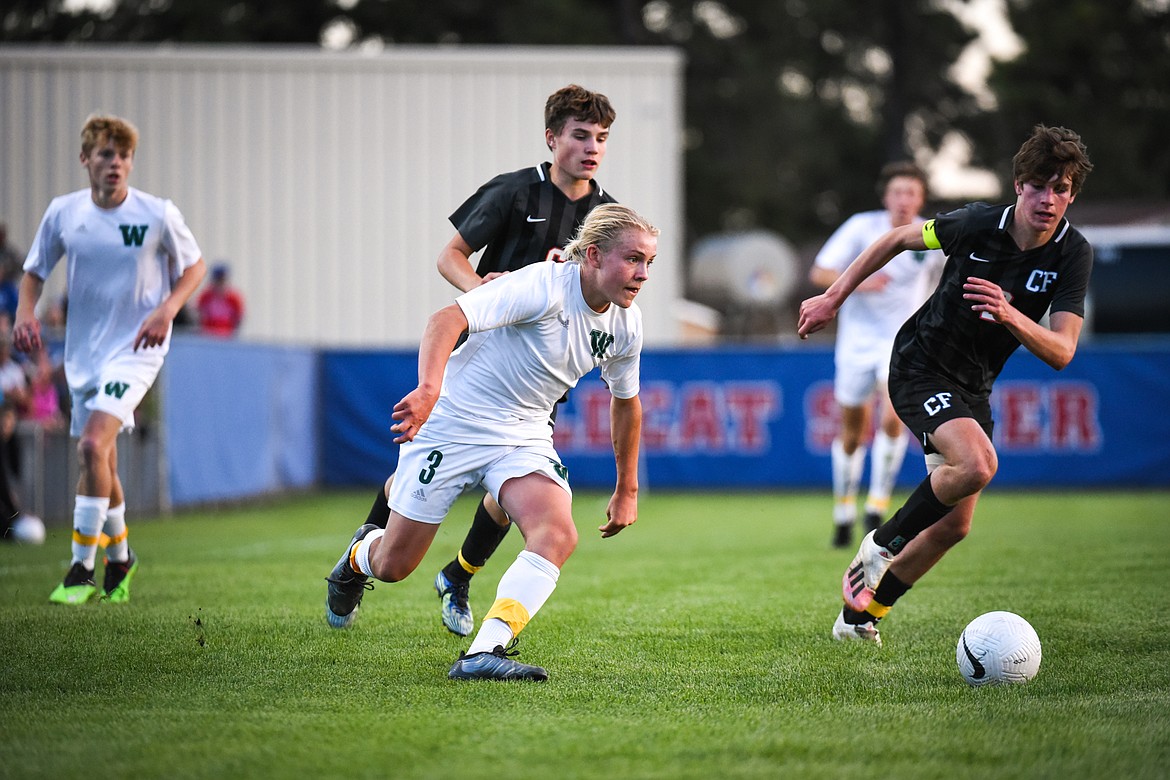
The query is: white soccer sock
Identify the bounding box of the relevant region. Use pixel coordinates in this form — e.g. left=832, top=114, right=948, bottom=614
left=72, top=496, right=110, bottom=570
left=352, top=529, right=385, bottom=578
left=866, top=431, right=909, bottom=514
left=832, top=438, right=866, bottom=526
left=467, top=550, right=560, bottom=656
left=103, top=503, right=129, bottom=563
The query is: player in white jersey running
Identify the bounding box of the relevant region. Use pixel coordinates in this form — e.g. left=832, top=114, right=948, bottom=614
left=325, top=203, right=656, bottom=681
left=809, top=162, right=942, bottom=548
left=15, top=114, right=206, bottom=605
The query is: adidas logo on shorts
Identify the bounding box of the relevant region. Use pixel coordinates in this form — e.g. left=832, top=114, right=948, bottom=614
left=411, top=488, right=427, bottom=502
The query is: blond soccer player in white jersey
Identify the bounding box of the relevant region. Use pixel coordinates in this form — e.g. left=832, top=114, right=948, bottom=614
left=15, top=114, right=206, bottom=605
left=810, top=161, right=943, bottom=549
left=325, top=203, right=656, bottom=681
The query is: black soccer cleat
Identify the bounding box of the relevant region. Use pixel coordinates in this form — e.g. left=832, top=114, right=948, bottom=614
left=102, top=548, right=138, bottom=603
left=448, top=638, right=548, bottom=682
left=49, top=562, right=98, bottom=605
left=325, top=523, right=378, bottom=629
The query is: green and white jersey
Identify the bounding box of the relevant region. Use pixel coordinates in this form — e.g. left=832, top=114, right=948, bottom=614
left=24, top=187, right=202, bottom=391
left=424, top=261, right=642, bottom=446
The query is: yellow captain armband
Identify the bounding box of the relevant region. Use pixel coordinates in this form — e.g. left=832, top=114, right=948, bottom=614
left=922, top=219, right=941, bottom=250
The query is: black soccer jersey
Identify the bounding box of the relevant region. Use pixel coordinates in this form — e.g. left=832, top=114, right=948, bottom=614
left=892, top=202, right=1093, bottom=396
left=450, top=162, right=617, bottom=276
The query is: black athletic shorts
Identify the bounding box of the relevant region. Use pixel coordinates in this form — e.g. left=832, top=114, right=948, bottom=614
left=888, top=368, right=994, bottom=455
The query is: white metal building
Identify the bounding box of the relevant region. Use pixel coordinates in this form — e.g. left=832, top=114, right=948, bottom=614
left=0, top=45, right=684, bottom=347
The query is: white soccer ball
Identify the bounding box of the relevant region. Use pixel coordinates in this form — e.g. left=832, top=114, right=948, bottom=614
left=956, top=611, right=1042, bottom=686
left=9, top=514, right=46, bottom=545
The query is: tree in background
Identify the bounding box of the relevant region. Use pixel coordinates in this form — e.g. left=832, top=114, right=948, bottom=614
left=641, top=0, right=976, bottom=242
left=973, top=0, right=1170, bottom=203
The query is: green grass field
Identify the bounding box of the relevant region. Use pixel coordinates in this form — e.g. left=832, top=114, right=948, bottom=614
left=1, top=489, right=1168, bottom=779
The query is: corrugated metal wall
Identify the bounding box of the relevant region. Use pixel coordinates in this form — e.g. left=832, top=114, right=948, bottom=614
left=0, top=45, right=684, bottom=347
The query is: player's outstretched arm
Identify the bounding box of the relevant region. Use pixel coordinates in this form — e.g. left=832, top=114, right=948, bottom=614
left=391, top=303, right=468, bottom=443
left=599, top=394, right=641, bottom=538
left=13, top=272, right=46, bottom=354
left=135, top=257, right=207, bottom=350
left=798, top=223, right=924, bottom=339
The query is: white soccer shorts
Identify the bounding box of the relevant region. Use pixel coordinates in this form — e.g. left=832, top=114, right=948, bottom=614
left=388, top=434, right=571, bottom=524
left=69, top=351, right=165, bottom=436
left=834, top=352, right=892, bottom=408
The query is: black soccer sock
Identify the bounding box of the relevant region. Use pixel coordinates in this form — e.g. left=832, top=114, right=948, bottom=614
left=441, top=496, right=510, bottom=585
left=866, top=570, right=911, bottom=621
left=843, top=571, right=912, bottom=625
left=365, top=486, right=391, bottom=529
left=873, top=475, right=951, bottom=554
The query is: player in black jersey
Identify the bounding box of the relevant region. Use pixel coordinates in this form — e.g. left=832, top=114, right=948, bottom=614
left=798, top=125, right=1094, bottom=646
left=352, top=85, right=617, bottom=637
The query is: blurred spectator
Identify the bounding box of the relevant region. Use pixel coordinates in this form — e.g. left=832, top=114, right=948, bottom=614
left=36, top=296, right=71, bottom=419
left=0, top=222, right=23, bottom=322
left=0, top=313, right=29, bottom=415
left=23, top=348, right=64, bottom=431
left=196, top=262, right=245, bottom=337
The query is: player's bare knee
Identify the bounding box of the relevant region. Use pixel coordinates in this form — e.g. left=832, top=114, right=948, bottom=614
left=560, top=522, right=579, bottom=555
left=952, top=448, right=996, bottom=494
left=969, top=452, right=998, bottom=491
left=76, top=435, right=111, bottom=468
left=529, top=519, right=577, bottom=562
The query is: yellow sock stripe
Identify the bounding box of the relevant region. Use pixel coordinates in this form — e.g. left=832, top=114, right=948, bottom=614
left=106, top=527, right=129, bottom=545
left=457, top=550, right=483, bottom=575
left=866, top=601, right=892, bottom=620
left=349, top=540, right=364, bottom=576
left=484, top=598, right=531, bottom=636
left=72, top=530, right=101, bottom=546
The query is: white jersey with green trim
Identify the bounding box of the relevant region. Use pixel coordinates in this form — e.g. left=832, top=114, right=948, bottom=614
left=24, top=187, right=202, bottom=390
left=423, top=260, right=643, bottom=446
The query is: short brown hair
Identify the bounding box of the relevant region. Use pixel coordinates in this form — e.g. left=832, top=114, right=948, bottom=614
left=80, top=113, right=139, bottom=157
left=544, top=85, right=616, bottom=136
left=877, top=160, right=928, bottom=198
left=1012, top=125, right=1092, bottom=196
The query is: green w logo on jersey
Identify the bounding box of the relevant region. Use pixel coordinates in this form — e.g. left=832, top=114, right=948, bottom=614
left=589, top=329, right=615, bottom=359
left=104, top=381, right=130, bottom=399
left=119, top=224, right=148, bottom=246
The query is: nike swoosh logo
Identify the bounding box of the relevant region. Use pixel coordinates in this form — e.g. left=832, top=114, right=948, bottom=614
left=969, top=252, right=992, bottom=263
left=526, top=216, right=546, bottom=223
left=961, top=635, right=987, bottom=679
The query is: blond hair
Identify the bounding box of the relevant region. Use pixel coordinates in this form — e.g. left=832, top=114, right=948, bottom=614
left=80, top=113, right=139, bottom=156
left=562, top=204, right=659, bottom=264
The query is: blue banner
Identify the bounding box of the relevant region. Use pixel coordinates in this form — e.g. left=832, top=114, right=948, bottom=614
left=319, top=342, right=1170, bottom=489
left=164, top=336, right=320, bottom=505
